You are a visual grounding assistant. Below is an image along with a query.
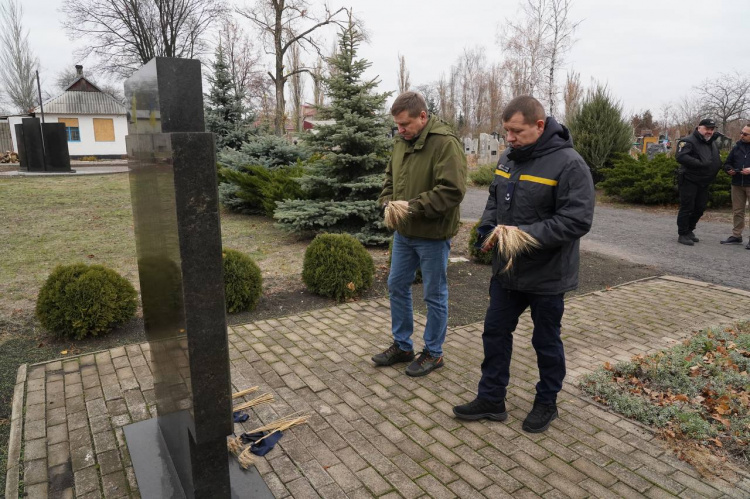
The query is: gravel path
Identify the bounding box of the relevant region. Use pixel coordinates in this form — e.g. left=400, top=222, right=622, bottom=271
left=461, top=186, right=749, bottom=291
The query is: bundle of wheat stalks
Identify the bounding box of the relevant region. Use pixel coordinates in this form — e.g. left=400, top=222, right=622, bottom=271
left=481, top=225, right=540, bottom=273
left=384, top=200, right=410, bottom=230
left=229, top=413, right=312, bottom=469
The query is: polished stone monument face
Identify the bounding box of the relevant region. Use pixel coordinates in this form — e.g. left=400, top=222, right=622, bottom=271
left=42, top=123, right=72, bottom=172
left=123, top=57, right=271, bottom=499
left=15, top=118, right=45, bottom=172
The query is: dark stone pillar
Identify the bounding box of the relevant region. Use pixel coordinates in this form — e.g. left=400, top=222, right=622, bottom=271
left=15, top=118, right=45, bottom=172
left=122, top=58, right=271, bottom=499
left=42, top=123, right=71, bottom=172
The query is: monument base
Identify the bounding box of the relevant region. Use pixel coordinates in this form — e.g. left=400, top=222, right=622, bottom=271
left=124, top=412, right=273, bottom=499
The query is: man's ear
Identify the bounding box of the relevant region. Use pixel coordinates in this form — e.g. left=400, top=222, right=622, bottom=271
left=536, top=119, right=545, bottom=132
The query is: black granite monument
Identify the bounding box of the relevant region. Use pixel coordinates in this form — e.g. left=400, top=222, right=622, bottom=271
left=42, top=123, right=72, bottom=172
left=122, top=57, right=271, bottom=499
left=15, top=118, right=45, bottom=172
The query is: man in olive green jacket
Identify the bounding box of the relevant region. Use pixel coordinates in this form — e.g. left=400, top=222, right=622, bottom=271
left=372, top=92, right=467, bottom=377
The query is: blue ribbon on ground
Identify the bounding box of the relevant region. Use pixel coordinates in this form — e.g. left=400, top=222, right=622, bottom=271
left=233, top=411, right=249, bottom=423
left=239, top=431, right=284, bottom=456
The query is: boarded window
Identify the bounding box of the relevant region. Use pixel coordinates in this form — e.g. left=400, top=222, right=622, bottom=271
left=93, top=118, right=115, bottom=142
left=58, top=118, right=80, bottom=142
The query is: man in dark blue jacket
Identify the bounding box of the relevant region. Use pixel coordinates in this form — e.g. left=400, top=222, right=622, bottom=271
left=675, top=118, right=722, bottom=246
left=452, top=96, right=595, bottom=433
left=720, top=124, right=750, bottom=249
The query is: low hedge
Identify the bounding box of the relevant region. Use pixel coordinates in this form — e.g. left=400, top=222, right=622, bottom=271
left=223, top=248, right=263, bottom=313
left=36, top=263, right=137, bottom=340
left=599, top=153, right=731, bottom=207
left=302, top=234, right=374, bottom=301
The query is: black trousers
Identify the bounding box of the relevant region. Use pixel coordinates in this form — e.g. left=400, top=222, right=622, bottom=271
left=478, top=277, right=565, bottom=405
left=677, top=178, right=710, bottom=235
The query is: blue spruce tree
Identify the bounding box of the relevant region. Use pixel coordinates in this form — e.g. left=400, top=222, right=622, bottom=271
left=273, top=17, right=392, bottom=245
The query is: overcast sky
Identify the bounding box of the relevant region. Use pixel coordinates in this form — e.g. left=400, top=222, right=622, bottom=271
left=20, top=0, right=750, bottom=120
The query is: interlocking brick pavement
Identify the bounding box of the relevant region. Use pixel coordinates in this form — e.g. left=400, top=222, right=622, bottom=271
left=7, top=276, right=750, bottom=498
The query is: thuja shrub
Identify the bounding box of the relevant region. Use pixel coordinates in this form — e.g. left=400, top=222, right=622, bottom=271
left=302, top=234, right=374, bottom=301
left=468, top=221, right=494, bottom=265
left=36, top=263, right=137, bottom=340
left=469, top=164, right=496, bottom=186
left=600, top=153, right=732, bottom=207
left=223, top=248, right=263, bottom=313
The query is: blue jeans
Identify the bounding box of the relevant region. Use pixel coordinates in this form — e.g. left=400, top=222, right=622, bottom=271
left=388, top=232, right=451, bottom=358
left=478, top=277, right=566, bottom=405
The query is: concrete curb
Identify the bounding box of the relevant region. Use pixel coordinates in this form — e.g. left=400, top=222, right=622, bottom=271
left=5, top=363, right=27, bottom=499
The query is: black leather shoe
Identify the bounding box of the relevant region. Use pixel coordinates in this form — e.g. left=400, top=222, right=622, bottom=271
left=678, top=235, right=694, bottom=246
left=522, top=401, right=558, bottom=433
left=453, top=398, right=507, bottom=421
left=372, top=343, right=414, bottom=366
left=687, top=231, right=699, bottom=242
left=720, top=236, right=743, bottom=244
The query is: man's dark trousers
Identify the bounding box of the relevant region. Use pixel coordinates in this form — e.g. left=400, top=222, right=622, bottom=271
left=478, top=277, right=565, bottom=405
left=677, top=178, right=710, bottom=235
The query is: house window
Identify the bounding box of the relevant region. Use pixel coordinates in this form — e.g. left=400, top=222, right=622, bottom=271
left=58, top=118, right=80, bottom=142
left=93, top=118, right=115, bottom=142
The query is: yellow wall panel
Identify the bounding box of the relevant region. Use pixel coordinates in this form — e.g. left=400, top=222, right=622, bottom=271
left=93, top=118, right=115, bottom=142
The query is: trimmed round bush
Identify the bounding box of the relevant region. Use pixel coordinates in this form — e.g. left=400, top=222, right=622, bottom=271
left=223, top=248, right=263, bottom=313
left=36, top=263, right=137, bottom=340
left=302, top=234, right=374, bottom=301
left=469, top=221, right=494, bottom=265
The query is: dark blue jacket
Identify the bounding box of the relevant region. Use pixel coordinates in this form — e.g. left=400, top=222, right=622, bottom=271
left=676, top=129, right=722, bottom=185
left=724, top=140, right=750, bottom=187
left=478, top=117, right=595, bottom=294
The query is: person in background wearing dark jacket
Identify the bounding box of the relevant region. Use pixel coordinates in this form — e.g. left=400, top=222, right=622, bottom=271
left=372, top=92, right=467, bottom=377
left=675, top=118, right=722, bottom=246
left=452, top=96, right=595, bottom=433
left=720, top=124, right=750, bottom=249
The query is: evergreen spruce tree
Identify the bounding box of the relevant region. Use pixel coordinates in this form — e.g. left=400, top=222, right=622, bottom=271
left=273, top=17, right=392, bottom=245
left=205, top=43, right=253, bottom=150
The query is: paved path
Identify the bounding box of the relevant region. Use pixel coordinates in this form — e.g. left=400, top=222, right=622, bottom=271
left=8, top=276, right=750, bottom=498
left=0, top=163, right=128, bottom=177
left=461, top=186, right=749, bottom=291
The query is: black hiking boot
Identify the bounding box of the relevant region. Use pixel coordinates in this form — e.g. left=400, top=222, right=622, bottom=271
left=453, top=398, right=508, bottom=421
left=405, top=350, right=444, bottom=377
left=678, top=235, right=694, bottom=246
left=522, top=401, right=558, bottom=433
left=687, top=231, right=699, bottom=242
left=372, top=343, right=414, bottom=366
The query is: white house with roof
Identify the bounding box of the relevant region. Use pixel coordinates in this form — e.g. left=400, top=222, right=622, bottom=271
left=7, top=66, right=128, bottom=158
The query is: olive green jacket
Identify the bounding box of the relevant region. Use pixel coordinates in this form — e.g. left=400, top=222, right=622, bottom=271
left=378, top=116, right=467, bottom=240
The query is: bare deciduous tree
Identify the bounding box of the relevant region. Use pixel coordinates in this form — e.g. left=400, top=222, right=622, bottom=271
left=0, top=0, right=37, bottom=113
left=287, top=41, right=304, bottom=132
left=218, top=18, right=266, bottom=117
left=544, top=0, right=580, bottom=116
left=499, top=0, right=580, bottom=113
left=61, top=0, right=228, bottom=78
left=562, top=70, right=583, bottom=124
left=311, top=57, right=325, bottom=107
left=397, top=54, right=411, bottom=94
left=238, top=0, right=347, bottom=135
left=54, top=66, right=125, bottom=104
left=695, top=71, right=750, bottom=131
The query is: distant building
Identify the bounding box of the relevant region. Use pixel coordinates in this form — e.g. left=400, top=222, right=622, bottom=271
left=7, top=65, right=128, bottom=158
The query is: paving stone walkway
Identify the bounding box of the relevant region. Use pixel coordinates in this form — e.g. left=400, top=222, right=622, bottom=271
left=7, top=276, right=750, bottom=498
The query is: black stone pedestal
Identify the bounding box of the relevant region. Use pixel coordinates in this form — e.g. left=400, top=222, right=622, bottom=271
left=124, top=413, right=272, bottom=499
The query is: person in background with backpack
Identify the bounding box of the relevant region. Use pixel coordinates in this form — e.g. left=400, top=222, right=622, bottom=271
left=720, top=124, right=750, bottom=249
